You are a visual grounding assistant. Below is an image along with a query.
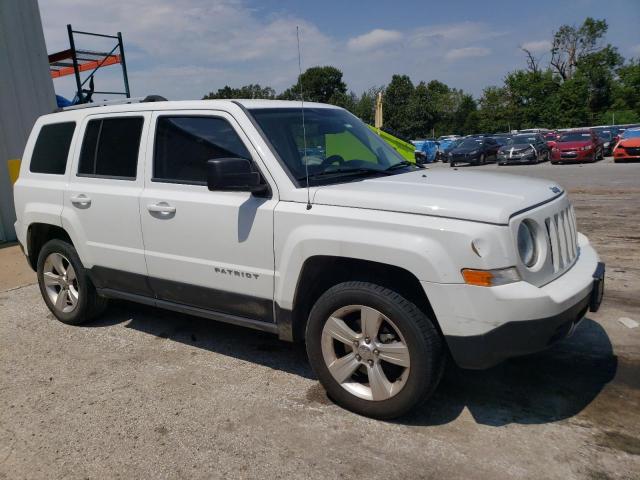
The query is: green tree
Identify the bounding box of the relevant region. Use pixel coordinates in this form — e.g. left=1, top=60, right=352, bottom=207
left=383, top=75, right=415, bottom=138
left=202, top=84, right=275, bottom=99
left=477, top=86, right=511, bottom=132
left=279, top=66, right=347, bottom=104
left=550, top=17, right=609, bottom=81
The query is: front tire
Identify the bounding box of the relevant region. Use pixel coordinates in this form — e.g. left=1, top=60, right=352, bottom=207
left=305, top=282, right=443, bottom=419
left=37, top=239, right=108, bottom=325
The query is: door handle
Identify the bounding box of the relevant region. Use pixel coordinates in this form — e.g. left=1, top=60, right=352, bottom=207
left=70, top=194, right=91, bottom=207
left=147, top=202, right=176, bottom=215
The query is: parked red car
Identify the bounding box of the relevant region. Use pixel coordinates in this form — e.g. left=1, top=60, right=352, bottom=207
left=551, top=130, right=604, bottom=164
left=543, top=131, right=559, bottom=149
left=613, top=128, right=640, bottom=163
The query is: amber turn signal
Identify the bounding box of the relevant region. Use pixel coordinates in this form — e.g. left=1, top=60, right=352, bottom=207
left=461, top=267, right=521, bottom=287
left=461, top=269, right=494, bottom=286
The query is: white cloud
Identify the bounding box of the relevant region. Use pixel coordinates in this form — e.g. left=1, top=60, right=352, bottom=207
left=37, top=1, right=529, bottom=99
left=347, top=29, right=402, bottom=52
left=521, top=40, right=551, bottom=53
left=444, top=46, right=491, bottom=61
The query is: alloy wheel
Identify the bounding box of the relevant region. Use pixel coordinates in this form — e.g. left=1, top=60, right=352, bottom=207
left=42, top=252, right=79, bottom=314
left=321, top=305, right=410, bottom=401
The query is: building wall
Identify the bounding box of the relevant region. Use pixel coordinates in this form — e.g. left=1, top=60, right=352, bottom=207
left=0, top=0, right=56, bottom=242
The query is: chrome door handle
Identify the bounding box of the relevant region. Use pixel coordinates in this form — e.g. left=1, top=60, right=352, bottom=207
left=70, top=194, right=91, bottom=207
left=147, top=202, right=176, bottom=215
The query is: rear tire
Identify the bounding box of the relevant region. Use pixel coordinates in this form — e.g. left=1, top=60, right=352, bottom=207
left=305, top=281, right=444, bottom=419
left=37, top=239, right=108, bottom=325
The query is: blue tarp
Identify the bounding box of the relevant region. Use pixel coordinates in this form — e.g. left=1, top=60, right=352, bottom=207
left=56, top=95, right=74, bottom=108
left=412, top=140, right=438, bottom=162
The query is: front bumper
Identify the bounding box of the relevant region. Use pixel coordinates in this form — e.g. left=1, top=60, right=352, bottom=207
left=551, top=150, right=594, bottom=162
left=422, top=235, right=603, bottom=369
left=450, top=154, right=480, bottom=164
left=498, top=153, right=536, bottom=164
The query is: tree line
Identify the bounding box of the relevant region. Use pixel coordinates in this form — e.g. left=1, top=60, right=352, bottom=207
left=203, top=17, right=640, bottom=139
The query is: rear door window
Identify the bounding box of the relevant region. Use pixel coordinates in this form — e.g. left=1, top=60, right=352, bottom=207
left=30, top=122, right=76, bottom=174
left=78, top=117, right=144, bottom=179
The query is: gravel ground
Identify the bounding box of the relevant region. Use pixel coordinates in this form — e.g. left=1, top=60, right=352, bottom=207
left=1, top=157, right=639, bottom=479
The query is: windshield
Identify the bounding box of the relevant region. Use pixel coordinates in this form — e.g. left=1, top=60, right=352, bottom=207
left=596, top=131, right=612, bottom=140
left=492, top=136, right=510, bottom=145
left=622, top=129, right=640, bottom=139
left=249, top=108, right=408, bottom=184
left=559, top=132, right=591, bottom=142
left=458, top=139, right=482, bottom=148
left=507, top=135, right=536, bottom=145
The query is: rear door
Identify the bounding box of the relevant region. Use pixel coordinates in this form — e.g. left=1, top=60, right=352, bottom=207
left=63, top=112, right=152, bottom=295
left=139, top=110, right=277, bottom=322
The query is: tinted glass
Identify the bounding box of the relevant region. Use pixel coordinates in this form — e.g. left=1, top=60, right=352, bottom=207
left=622, top=129, right=640, bottom=139
left=78, top=117, right=143, bottom=179
left=30, top=122, right=76, bottom=174
left=249, top=108, right=406, bottom=183
left=154, top=116, right=251, bottom=184
left=559, top=132, right=591, bottom=142
left=458, top=139, right=482, bottom=148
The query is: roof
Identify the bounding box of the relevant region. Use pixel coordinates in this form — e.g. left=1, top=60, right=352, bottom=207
left=40, top=98, right=340, bottom=121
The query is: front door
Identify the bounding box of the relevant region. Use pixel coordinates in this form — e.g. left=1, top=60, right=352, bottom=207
left=139, top=110, right=277, bottom=322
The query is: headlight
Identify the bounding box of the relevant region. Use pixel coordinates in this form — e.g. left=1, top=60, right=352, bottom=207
left=517, top=221, right=537, bottom=267
left=581, top=145, right=593, bottom=151
left=469, top=150, right=479, bottom=155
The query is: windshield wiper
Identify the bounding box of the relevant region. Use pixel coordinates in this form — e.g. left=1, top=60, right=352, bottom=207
left=385, top=160, right=417, bottom=171
left=298, top=167, right=389, bottom=181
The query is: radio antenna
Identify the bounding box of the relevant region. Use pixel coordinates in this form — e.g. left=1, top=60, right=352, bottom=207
left=297, top=26, right=312, bottom=210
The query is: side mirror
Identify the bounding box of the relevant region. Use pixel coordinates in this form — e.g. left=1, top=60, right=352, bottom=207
left=206, top=158, right=267, bottom=193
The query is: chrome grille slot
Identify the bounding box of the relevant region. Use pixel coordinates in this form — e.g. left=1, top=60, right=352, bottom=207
left=544, top=206, right=578, bottom=273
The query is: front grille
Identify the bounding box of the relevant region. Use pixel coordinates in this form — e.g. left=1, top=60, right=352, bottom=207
left=624, top=147, right=640, bottom=155
left=545, top=206, right=578, bottom=273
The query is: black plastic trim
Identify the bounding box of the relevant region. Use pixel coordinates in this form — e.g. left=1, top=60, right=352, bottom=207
left=89, top=266, right=153, bottom=297
left=445, top=289, right=592, bottom=370
left=274, top=302, right=294, bottom=341
left=89, top=266, right=274, bottom=323
left=148, top=276, right=274, bottom=322
left=97, top=288, right=278, bottom=334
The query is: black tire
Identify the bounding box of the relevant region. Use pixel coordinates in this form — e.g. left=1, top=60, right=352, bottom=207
left=305, top=281, right=444, bottom=419
left=37, top=239, right=108, bottom=325
left=449, top=161, right=456, bottom=167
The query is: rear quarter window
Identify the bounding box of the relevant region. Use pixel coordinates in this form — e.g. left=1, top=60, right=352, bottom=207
left=29, top=122, right=76, bottom=174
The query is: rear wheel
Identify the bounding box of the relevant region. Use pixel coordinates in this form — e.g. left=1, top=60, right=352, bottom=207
left=306, top=282, right=444, bottom=419
left=37, top=239, right=108, bottom=325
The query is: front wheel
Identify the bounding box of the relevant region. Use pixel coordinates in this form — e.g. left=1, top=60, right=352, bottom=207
left=37, top=239, right=108, bottom=325
left=305, top=282, right=444, bottom=419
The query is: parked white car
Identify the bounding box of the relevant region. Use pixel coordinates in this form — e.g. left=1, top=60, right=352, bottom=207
left=14, top=98, right=604, bottom=419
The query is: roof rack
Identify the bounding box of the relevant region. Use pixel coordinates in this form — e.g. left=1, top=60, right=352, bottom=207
left=58, top=95, right=167, bottom=111
left=48, top=25, right=131, bottom=104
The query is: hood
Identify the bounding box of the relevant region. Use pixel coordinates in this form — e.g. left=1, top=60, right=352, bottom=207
left=313, top=169, right=564, bottom=225
left=619, top=138, right=640, bottom=147
left=500, top=143, right=533, bottom=151
left=556, top=140, right=591, bottom=149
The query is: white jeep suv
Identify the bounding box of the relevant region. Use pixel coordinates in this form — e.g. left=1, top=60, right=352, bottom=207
left=13, top=98, right=604, bottom=419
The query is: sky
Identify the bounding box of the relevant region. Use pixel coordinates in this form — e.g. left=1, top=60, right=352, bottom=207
left=39, top=0, right=640, bottom=102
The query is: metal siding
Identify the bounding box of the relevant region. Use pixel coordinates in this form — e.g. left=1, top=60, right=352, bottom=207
left=0, top=0, right=56, bottom=241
